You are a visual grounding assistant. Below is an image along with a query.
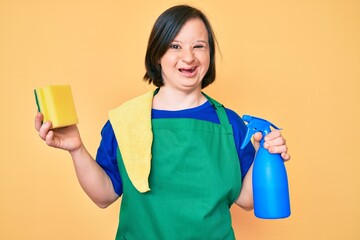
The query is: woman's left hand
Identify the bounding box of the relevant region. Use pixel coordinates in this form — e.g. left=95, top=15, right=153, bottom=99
left=253, top=130, right=291, bottom=162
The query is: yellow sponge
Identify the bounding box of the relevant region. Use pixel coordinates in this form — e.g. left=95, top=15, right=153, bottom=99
left=34, top=85, right=78, bottom=129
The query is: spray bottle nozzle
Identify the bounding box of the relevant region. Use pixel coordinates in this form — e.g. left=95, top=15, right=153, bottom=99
left=240, top=115, right=281, bottom=149
left=242, top=115, right=253, bottom=123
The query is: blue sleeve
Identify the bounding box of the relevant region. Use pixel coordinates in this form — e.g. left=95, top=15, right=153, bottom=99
left=95, top=120, right=123, bottom=196
left=225, top=109, right=255, bottom=179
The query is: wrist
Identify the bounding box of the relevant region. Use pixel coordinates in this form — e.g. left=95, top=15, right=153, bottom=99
left=69, top=143, right=86, bottom=158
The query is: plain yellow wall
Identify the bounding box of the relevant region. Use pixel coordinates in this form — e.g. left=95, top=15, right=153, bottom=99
left=1, top=0, right=359, bottom=239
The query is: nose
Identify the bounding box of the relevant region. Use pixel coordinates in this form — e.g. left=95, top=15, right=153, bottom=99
left=181, top=48, right=195, bottom=64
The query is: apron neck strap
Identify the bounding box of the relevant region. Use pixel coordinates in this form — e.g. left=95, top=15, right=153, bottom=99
left=202, top=92, right=230, bottom=126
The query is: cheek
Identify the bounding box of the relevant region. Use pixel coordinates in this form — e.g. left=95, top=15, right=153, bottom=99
left=201, top=50, right=210, bottom=63
left=160, top=53, right=179, bottom=67
left=200, top=53, right=211, bottom=72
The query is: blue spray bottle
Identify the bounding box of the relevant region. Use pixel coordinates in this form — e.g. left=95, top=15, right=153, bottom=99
left=241, top=115, right=291, bottom=219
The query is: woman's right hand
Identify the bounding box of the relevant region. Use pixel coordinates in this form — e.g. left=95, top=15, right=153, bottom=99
left=35, top=112, right=119, bottom=207
left=35, top=112, right=83, bottom=153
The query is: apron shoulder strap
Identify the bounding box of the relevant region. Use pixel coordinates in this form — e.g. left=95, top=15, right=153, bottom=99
left=202, top=92, right=230, bottom=125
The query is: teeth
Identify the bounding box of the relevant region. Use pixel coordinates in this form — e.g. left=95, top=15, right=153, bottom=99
left=180, top=67, right=196, bottom=73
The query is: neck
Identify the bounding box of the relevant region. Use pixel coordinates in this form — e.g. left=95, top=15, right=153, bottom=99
left=152, top=86, right=207, bottom=110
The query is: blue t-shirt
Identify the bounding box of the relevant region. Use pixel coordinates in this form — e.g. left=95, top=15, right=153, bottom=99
left=96, top=101, right=255, bottom=196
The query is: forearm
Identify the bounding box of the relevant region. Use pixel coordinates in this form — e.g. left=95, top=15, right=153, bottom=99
left=69, top=145, right=119, bottom=208
left=235, top=163, right=254, bottom=211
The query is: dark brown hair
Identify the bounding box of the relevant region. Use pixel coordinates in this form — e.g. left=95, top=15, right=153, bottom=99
left=143, top=5, right=217, bottom=89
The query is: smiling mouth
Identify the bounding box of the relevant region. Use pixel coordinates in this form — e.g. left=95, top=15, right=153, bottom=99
left=179, top=67, right=197, bottom=73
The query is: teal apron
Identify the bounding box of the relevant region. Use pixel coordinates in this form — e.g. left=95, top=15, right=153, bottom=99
left=115, top=96, right=242, bottom=240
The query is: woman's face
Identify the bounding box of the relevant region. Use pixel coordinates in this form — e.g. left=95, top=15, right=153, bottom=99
left=159, top=18, right=210, bottom=92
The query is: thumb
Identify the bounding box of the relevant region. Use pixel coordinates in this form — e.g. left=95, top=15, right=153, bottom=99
left=253, top=132, right=263, bottom=150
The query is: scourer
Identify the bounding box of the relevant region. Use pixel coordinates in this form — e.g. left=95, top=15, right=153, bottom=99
left=34, top=85, right=78, bottom=129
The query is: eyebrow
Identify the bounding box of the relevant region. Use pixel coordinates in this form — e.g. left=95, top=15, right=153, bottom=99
left=172, top=40, right=208, bottom=44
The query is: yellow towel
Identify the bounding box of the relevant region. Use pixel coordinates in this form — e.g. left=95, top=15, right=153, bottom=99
left=109, top=90, right=154, bottom=193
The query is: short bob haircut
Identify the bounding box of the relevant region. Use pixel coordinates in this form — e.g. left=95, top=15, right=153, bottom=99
left=143, top=5, right=217, bottom=89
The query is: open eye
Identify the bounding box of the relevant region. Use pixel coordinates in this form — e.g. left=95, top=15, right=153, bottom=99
left=169, top=44, right=181, bottom=50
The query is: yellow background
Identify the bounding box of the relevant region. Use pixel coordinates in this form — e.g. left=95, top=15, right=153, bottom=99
left=1, top=0, right=359, bottom=239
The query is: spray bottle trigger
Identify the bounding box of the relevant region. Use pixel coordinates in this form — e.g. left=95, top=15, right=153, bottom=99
left=241, top=126, right=257, bottom=149
left=241, top=115, right=282, bottom=150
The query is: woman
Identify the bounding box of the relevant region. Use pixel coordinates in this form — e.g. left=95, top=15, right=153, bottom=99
left=35, top=5, right=290, bottom=240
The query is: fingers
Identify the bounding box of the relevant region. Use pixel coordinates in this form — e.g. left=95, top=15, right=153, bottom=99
left=263, top=135, right=286, bottom=149
left=264, top=130, right=282, bottom=141
left=40, top=123, right=59, bottom=148
left=281, top=152, right=291, bottom=162
left=262, top=129, right=291, bottom=162
left=267, top=144, right=288, bottom=154
left=45, top=129, right=56, bottom=147
left=36, top=112, right=58, bottom=147
left=267, top=144, right=290, bottom=162
left=38, top=121, right=53, bottom=141
left=35, top=112, right=43, bottom=131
